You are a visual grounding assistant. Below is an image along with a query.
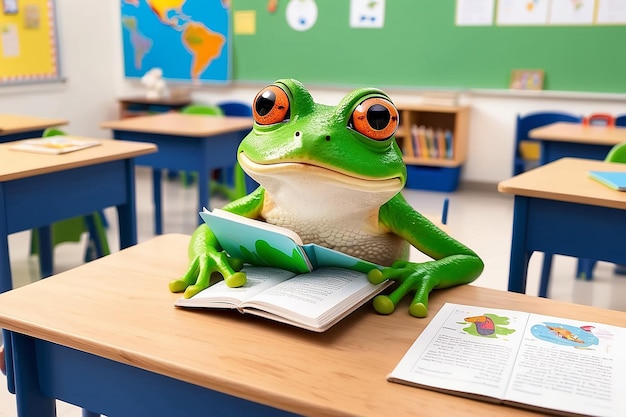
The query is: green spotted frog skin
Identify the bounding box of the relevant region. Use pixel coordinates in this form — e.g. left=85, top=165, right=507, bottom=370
left=170, top=79, right=484, bottom=317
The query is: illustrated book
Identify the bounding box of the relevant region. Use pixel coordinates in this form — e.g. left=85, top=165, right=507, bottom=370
left=388, top=303, right=626, bottom=417
left=10, top=136, right=101, bottom=154
left=588, top=170, right=626, bottom=191
left=174, top=209, right=392, bottom=332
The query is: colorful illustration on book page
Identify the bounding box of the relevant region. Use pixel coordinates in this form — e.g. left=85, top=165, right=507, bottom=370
left=460, top=313, right=516, bottom=338
left=238, top=239, right=310, bottom=274
left=530, top=322, right=603, bottom=349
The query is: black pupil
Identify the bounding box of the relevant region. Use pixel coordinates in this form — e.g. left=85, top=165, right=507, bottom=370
left=367, top=104, right=390, bottom=130
left=256, top=90, right=276, bottom=117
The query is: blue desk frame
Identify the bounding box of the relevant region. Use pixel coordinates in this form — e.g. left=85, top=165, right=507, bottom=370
left=0, top=129, right=46, bottom=144
left=540, top=140, right=612, bottom=165
left=507, top=194, right=626, bottom=295
left=9, top=333, right=297, bottom=417
left=109, top=129, right=248, bottom=235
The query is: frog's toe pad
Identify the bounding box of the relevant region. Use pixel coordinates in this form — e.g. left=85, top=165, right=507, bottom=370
left=373, top=295, right=395, bottom=315
left=409, top=302, right=428, bottom=318
left=183, top=285, right=204, bottom=299
left=225, top=272, right=247, bottom=288
left=169, top=279, right=188, bottom=293
left=367, top=269, right=386, bottom=285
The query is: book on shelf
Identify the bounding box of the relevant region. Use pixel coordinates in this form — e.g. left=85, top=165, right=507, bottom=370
left=408, top=124, right=453, bottom=160
left=588, top=170, right=626, bottom=191
left=174, top=208, right=392, bottom=332
left=10, top=136, right=101, bottom=154
left=388, top=303, right=626, bottom=417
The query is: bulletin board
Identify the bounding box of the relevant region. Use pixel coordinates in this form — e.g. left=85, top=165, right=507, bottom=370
left=231, top=0, right=626, bottom=94
left=0, top=0, right=61, bottom=85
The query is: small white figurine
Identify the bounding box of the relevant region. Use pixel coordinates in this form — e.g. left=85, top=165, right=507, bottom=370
left=141, top=68, right=167, bottom=99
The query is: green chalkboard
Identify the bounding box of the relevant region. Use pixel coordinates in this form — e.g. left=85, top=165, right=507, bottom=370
left=232, top=1, right=626, bottom=93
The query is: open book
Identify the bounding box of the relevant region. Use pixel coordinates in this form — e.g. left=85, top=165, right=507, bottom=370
left=388, top=303, right=626, bottom=417
left=10, top=136, right=101, bottom=154
left=175, top=209, right=391, bottom=332
left=588, top=170, right=626, bottom=191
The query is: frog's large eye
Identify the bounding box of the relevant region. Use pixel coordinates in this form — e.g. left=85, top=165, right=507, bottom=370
left=350, top=97, right=399, bottom=141
left=253, top=85, right=290, bottom=125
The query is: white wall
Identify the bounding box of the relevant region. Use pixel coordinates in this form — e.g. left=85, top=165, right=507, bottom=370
left=3, top=1, right=625, bottom=186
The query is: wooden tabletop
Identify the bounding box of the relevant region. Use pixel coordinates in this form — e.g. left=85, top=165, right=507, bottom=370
left=498, top=157, right=626, bottom=210
left=529, top=122, right=626, bottom=145
left=0, top=137, right=157, bottom=182
left=0, top=114, right=68, bottom=135
left=0, top=233, right=624, bottom=417
left=100, top=113, right=253, bottom=137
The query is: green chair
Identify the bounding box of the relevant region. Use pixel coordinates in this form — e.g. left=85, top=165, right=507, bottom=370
left=30, top=128, right=110, bottom=268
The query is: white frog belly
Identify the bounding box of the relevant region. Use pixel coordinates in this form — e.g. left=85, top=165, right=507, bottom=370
left=247, top=160, right=408, bottom=266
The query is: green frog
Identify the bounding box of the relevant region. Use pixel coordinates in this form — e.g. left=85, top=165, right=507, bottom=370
left=170, top=79, right=483, bottom=317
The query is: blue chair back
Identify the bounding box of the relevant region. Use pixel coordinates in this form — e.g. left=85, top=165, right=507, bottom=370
left=217, top=101, right=253, bottom=117
left=615, top=115, right=626, bottom=127
left=513, top=111, right=582, bottom=175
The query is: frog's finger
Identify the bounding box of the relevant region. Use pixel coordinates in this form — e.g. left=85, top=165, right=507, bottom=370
left=408, top=275, right=440, bottom=318
left=183, top=255, right=214, bottom=298
left=169, top=257, right=200, bottom=293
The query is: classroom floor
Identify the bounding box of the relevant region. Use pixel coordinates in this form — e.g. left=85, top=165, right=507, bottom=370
left=3, top=166, right=626, bottom=416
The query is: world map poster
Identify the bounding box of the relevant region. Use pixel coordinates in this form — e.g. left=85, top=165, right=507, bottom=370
left=120, top=0, right=230, bottom=84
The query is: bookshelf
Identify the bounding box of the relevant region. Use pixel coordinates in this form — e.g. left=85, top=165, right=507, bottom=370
left=394, top=104, right=469, bottom=192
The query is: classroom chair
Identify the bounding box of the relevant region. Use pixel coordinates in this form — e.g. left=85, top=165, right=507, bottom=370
left=615, top=115, right=626, bottom=127
left=513, top=111, right=583, bottom=176
left=538, top=141, right=626, bottom=297
left=217, top=101, right=253, bottom=117
left=29, top=128, right=110, bottom=275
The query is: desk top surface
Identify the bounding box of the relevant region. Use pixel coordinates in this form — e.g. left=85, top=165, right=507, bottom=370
left=498, top=157, right=626, bottom=210
left=529, top=122, right=626, bottom=145
left=101, top=113, right=253, bottom=137
left=0, top=114, right=68, bottom=135
left=0, top=137, right=157, bottom=182
left=1, top=233, right=624, bottom=417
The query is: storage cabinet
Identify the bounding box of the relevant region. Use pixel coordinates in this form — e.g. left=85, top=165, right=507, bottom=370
left=394, top=104, right=469, bottom=192
left=118, top=96, right=192, bottom=119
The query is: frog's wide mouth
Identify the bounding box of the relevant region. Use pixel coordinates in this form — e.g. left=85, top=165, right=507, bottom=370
left=238, top=153, right=403, bottom=193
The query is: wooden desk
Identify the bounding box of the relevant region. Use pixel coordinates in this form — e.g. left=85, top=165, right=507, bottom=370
left=2, top=233, right=626, bottom=417
left=0, top=114, right=68, bottom=143
left=498, top=158, right=626, bottom=295
left=529, top=122, right=626, bottom=164
left=101, top=113, right=253, bottom=235
left=0, top=137, right=157, bottom=286
left=117, top=96, right=192, bottom=119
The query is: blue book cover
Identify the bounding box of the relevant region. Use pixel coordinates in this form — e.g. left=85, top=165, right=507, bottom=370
left=199, top=209, right=381, bottom=275
left=588, top=171, right=626, bottom=191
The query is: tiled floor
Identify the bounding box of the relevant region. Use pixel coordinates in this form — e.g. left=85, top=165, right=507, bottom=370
left=2, top=167, right=626, bottom=416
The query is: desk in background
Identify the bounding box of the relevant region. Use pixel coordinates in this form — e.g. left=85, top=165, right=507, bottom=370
left=0, top=138, right=157, bottom=288
left=0, top=114, right=67, bottom=143
left=2, top=233, right=626, bottom=417
left=101, top=113, right=253, bottom=235
left=498, top=158, right=626, bottom=295
left=529, top=122, right=626, bottom=164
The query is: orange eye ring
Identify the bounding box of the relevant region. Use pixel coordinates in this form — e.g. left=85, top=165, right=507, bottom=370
left=351, top=97, right=399, bottom=141
left=253, top=85, right=290, bottom=125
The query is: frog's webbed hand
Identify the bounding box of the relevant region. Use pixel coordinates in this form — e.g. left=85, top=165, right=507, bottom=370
left=368, top=254, right=483, bottom=318
left=169, top=224, right=246, bottom=298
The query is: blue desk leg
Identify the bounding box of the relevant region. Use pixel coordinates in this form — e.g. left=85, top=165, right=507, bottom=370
left=36, top=226, right=53, bottom=278
left=152, top=169, right=163, bottom=235
left=12, top=333, right=56, bottom=417
left=0, top=187, right=17, bottom=394
left=117, top=159, right=138, bottom=249
left=508, top=196, right=531, bottom=294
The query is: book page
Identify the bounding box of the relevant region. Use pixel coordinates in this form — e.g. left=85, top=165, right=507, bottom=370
left=505, top=314, right=626, bottom=417
left=243, top=267, right=386, bottom=326
left=388, top=303, right=529, bottom=400
left=174, top=266, right=295, bottom=308
left=10, top=136, right=101, bottom=154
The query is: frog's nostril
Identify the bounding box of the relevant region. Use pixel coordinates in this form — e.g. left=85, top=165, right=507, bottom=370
left=294, top=131, right=301, bottom=137
left=325, top=135, right=331, bottom=141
